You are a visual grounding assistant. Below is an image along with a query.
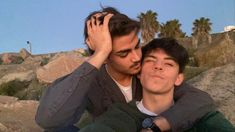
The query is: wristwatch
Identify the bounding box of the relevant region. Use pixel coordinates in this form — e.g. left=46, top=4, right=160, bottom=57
left=142, top=117, right=161, bottom=132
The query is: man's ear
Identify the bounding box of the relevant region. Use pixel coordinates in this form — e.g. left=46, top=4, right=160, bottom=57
left=174, top=73, right=184, bottom=86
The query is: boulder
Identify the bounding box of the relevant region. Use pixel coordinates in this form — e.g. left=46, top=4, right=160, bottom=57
left=36, top=53, right=87, bottom=83
left=0, top=70, right=35, bottom=86
left=2, top=53, right=18, bottom=64
left=1, top=53, right=24, bottom=65
left=19, top=48, right=31, bottom=60
left=0, top=95, right=42, bottom=132
left=188, top=63, right=235, bottom=126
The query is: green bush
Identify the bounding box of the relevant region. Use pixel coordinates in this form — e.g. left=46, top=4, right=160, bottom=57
left=19, top=78, right=48, bottom=100
left=40, top=57, right=50, bottom=66
left=81, top=50, right=90, bottom=57
left=12, top=56, right=24, bottom=64
left=0, top=80, right=30, bottom=96
left=186, top=48, right=198, bottom=67
left=0, top=57, right=2, bottom=65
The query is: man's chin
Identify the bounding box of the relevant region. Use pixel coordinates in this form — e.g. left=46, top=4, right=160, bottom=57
left=129, top=69, right=141, bottom=75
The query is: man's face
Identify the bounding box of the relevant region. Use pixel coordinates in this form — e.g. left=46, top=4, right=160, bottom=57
left=107, top=31, right=142, bottom=75
left=139, top=49, right=183, bottom=94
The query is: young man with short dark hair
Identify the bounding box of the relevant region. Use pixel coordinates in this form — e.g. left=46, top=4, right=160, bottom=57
left=80, top=38, right=235, bottom=132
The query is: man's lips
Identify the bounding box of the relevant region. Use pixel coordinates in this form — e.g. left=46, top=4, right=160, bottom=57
left=130, top=62, right=141, bottom=69
left=151, top=74, right=164, bottom=79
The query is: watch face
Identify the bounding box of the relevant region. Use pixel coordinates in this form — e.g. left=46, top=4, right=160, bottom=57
left=142, top=117, right=153, bottom=128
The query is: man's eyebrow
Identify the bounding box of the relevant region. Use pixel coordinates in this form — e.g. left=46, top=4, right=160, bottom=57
left=144, top=55, right=176, bottom=61
left=164, top=57, right=176, bottom=61
left=144, top=55, right=156, bottom=59
left=115, top=39, right=140, bottom=54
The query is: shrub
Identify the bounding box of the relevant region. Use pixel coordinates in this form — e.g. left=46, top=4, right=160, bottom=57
left=0, top=80, right=30, bottom=96
left=0, top=57, right=2, bottom=65
left=40, top=57, right=50, bottom=66
left=12, top=56, right=24, bottom=64
left=186, top=48, right=198, bottom=66
left=18, top=78, right=48, bottom=100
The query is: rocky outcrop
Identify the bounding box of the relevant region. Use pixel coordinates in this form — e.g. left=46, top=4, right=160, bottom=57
left=36, top=53, right=87, bottom=83
left=194, top=33, right=235, bottom=67
left=19, top=48, right=31, bottom=60
left=0, top=70, right=35, bottom=86
left=1, top=53, right=21, bottom=64
left=0, top=95, right=42, bottom=132
left=188, top=63, right=235, bottom=126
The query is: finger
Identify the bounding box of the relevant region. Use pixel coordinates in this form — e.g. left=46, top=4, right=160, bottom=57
left=102, top=14, right=113, bottom=28
left=91, top=16, right=97, bottom=27
left=93, top=13, right=103, bottom=26
left=93, top=13, right=102, bottom=18
left=86, top=20, right=92, bottom=33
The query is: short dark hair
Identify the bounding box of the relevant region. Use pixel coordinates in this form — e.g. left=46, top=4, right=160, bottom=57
left=84, top=7, right=140, bottom=54
left=141, top=38, right=189, bottom=73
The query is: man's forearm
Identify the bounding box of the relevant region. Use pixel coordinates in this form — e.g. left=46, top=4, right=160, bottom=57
left=159, top=82, right=216, bottom=132
left=35, top=62, right=99, bottom=129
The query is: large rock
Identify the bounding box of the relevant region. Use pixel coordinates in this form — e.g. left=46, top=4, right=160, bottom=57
left=188, top=63, right=235, bottom=126
left=0, top=95, right=42, bottom=132
left=0, top=70, right=35, bottom=86
left=194, top=33, right=235, bottom=67
left=36, top=53, right=87, bottom=83
left=1, top=53, right=19, bottom=64
left=19, top=48, right=31, bottom=60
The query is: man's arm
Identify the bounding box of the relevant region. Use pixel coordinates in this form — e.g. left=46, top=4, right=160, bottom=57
left=35, top=14, right=114, bottom=130
left=185, top=111, right=235, bottom=132
left=35, top=62, right=99, bottom=130
left=156, top=82, right=216, bottom=132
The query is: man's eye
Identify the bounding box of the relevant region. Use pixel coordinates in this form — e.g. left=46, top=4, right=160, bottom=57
left=144, top=59, right=154, bottom=63
left=117, top=52, right=128, bottom=58
left=165, top=63, right=173, bottom=66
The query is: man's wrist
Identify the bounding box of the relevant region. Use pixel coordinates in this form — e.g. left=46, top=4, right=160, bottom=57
left=142, top=117, right=161, bottom=132
left=153, top=116, right=171, bottom=131
left=87, top=50, right=109, bottom=69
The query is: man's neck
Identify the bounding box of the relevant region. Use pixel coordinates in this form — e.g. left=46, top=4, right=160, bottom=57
left=105, top=64, right=132, bottom=86
left=142, top=90, right=174, bottom=115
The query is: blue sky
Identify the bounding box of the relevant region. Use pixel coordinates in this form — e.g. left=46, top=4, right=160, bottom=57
left=0, top=0, right=234, bottom=54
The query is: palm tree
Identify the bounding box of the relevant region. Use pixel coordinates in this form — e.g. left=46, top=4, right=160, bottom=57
left=159, top=19, right=186, bottom=38
left=192, top=17, right=212, bottom=48
left=138, top=10, right=160, bottom=45
left=192, top=17, right=212, bottom=36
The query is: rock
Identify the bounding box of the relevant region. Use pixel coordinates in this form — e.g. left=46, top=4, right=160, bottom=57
left=0, top=95, right=42, bottom=132
left=0, top=70, right=35, bottom=86
left=2, top=53, right=18, bottom=64
left=0, top=95, right=18, bottom=104
left=188, top=63, right=235, bottom=126
left=0, top=123, right=7, bottom=132
left=19, top=48, right=31, bottom=60
left=36, top=53, right=87, bottom=83
left=1, top=53, right=23, bottom=65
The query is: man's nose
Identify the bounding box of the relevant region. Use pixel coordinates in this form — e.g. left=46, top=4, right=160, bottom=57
left=154, top=61, right=163, bottom=71
left=131, top=50, right=141, bottom=62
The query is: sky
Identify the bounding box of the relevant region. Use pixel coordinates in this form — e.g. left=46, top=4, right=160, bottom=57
left=0, top=0, right=234, bottom=54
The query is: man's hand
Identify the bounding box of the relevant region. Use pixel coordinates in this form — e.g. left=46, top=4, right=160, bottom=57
left=153, top=116, right=170, bottom=131
left=86, top=13, right=113, bottom=69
